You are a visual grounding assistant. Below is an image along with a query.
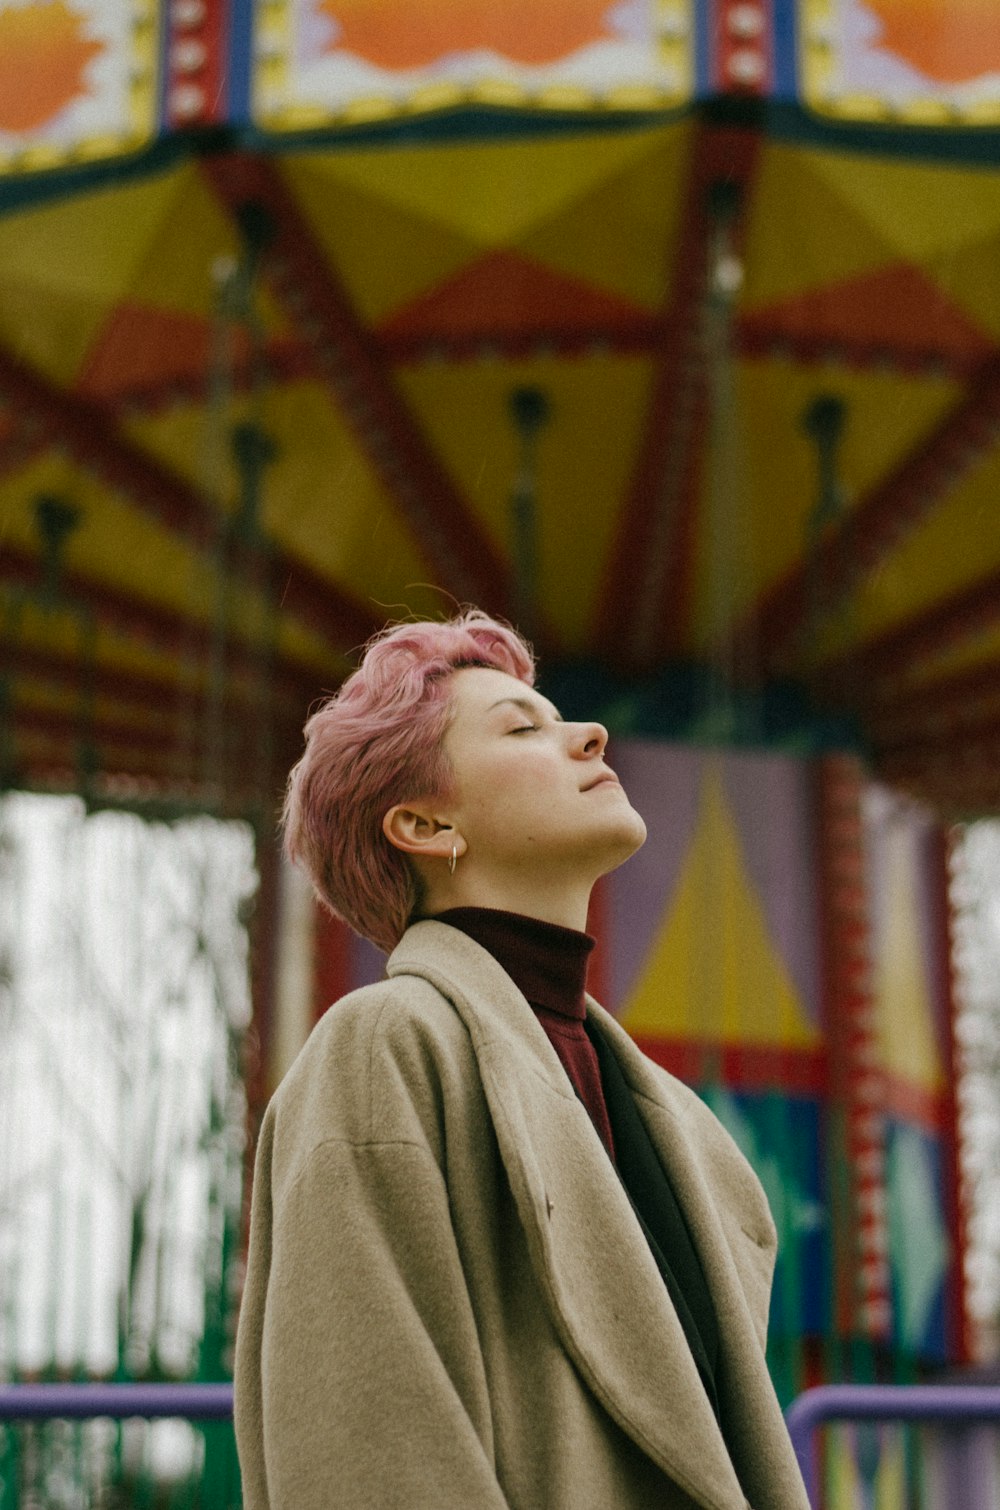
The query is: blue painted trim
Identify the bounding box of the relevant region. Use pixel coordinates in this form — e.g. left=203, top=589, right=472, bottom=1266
left=761, top=99, right=1000, bottom=165
left=771, top=0, right=799, bottom=102
left=227, top=0, right=254, bottom=126
left=239, top=102, right=692, bottom=155
left=234, top=98, right=1000, bottom=167
left=0, top=135, right=196, bottom=218
left=2, top=94, right=1000, bottom=220
left=154, top=0, right=170, bottom=130
left=693, top=0, right=714, bottom=96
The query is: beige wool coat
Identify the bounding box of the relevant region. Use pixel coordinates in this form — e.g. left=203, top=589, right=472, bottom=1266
left=235, top=921, right=810, bottom=1510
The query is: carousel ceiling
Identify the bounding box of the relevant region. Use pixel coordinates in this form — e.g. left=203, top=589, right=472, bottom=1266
left=1, top=0, right=1000, bottom=817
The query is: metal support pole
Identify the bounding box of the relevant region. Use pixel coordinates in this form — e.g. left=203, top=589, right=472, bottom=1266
left=508, top=386, right=550, bottom=645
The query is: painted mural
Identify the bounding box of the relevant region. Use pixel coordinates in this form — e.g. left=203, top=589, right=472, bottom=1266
left=800, top=0, right=1000, bottom=124
left=602, top=745, right=829, bottom=1394
left=0, top=0, right=160, bottom=172
left=251, top=0, right=694, bottom=130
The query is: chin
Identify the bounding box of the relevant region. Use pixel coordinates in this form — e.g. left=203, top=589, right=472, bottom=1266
left=623, top=813, right=648, bottom=856
left=597, top=808, right=647, bottom=872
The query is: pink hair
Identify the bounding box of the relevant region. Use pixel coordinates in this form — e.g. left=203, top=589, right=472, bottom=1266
left=283, top=610, right=535, bottom=953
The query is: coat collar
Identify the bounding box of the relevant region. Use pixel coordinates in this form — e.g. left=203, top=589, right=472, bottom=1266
left=388, top=921, right=805, bottom=1510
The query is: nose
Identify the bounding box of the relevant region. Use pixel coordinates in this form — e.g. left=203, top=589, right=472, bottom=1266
left=568, top=721, right=608, bottom=759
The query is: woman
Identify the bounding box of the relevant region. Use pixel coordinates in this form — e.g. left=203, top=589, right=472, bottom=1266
left=235, top=610, right=809, bottom=1510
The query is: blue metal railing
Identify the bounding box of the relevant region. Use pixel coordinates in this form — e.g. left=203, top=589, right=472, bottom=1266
left=786, top=1384, right=1000, bottom=1507
left=0, top=1382, right=233, bottom=1421
left=5, top=1380, right=1000, bottom=1507
left=0, top=1383, right=239, bottom=1509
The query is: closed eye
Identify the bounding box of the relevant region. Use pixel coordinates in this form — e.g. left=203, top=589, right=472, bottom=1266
left=509, top=724, right=539, bottom=734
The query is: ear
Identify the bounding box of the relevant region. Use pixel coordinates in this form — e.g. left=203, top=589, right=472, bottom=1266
left=382, top=802, right=456, bottom=862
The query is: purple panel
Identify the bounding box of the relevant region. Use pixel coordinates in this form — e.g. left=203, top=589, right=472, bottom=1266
left=721, top=752, right=822, bottom=1026
left=604, top=742, right=704, bottom=1011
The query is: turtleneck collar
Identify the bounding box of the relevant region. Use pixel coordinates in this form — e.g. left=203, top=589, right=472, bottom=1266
left=431, top=907, right=595, bottom=1020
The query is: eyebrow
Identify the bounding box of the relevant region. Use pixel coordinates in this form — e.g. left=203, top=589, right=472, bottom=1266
left=488, top=696, right=564, bottom=723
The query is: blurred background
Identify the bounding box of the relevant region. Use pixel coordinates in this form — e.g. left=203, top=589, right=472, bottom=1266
left=2, top=0, right=1000, bottom=1504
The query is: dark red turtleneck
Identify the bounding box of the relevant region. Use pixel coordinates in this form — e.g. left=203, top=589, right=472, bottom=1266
left=431, top=909, right=727, bottom=1433
left=432, top=907, right=616, bottom=1163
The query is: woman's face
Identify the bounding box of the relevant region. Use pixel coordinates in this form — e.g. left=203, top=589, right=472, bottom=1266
left=440, top=666, right=647, bottom=881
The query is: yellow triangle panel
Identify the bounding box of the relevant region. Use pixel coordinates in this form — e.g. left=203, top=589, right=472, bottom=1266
left=285, top=154, right=478, bottom=325
left=689, top=359, right=959, bottom=656
left=621, top=764, right=820, bottom=1049
left=290, top=129, right=670, bottom=252
left=397, top=350, right=652, bottom=653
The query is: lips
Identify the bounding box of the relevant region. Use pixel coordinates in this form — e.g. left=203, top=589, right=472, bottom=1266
left=582, top=772, right=620, bottom=792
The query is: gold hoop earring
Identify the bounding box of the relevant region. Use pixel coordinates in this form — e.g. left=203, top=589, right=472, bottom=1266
left=449, top=843, right=457, bottom=876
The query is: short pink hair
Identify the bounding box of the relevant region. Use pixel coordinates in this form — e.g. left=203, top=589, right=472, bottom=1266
left=283, top=610, right=535, bottom=953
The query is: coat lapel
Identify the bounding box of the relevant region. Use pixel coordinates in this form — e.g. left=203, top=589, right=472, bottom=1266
left=591, top=1009, right=811, bottom=1510
left=388, top=923, right=751, bottom=1510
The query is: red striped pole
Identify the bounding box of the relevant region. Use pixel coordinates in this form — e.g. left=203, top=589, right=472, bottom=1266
left=710, top=0, right=775, bottom=95
left=816, top=755, right=893, bottom=1342
left=929, top=824, right=974, bottom=1364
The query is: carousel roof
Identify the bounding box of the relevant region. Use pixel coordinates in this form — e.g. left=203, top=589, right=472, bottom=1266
left=2, top=0, right=1000, bottom=817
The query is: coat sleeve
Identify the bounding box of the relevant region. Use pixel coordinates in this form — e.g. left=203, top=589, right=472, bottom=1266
left=234, top=1108, right=512, bottom=1510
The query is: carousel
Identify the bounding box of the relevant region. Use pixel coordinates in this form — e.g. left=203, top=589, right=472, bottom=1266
left=0, top=1, right=999, bottom=1503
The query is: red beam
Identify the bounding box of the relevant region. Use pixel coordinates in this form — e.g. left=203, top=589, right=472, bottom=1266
left=873, top=764, right=1000, bottom=818
left=0, top=343, right=378, bottom=657
left=250, top=831, right=283, bottom=1115
left=386, top=321, right=981, bottom=379
left=202, top=152, right=517, bottom=626
left=874, top=717, right=1000, bottom=774
left=97, top=340, right=314, bottom=418
left=876, top=751, right=1000, bottom=821
left=0, top=421, right=48, bottom=484
left=2, top=636, right=307, bottom=725
left=14, top=752, right=289, bottom=820
left=597, top=123, right=761, bottom=671
left=824, top=566, right=1000, bottom=695
left=735, top=322, right=982, bottom=384
left=711, top=0, right=774, bottom=95
left=383, top=316, right=666, bottom=367
left=164, top=0, right=231, bottom=129
left=863, top=660, right=1000, bottom=745
left=3, top=698, right=299, bottom=766
left=383, top=315, right=984, bottom=377
left=0, top=541, right=327, bottom=710
left=8, top=704, right=302, bottom=802
left=814, top=754, right=892, bottom=1340
left=98, top=319, right=984, bottom=418
left=8, top=701, right=199, bottom=760
left=735, top=356, right=1000, bottom=678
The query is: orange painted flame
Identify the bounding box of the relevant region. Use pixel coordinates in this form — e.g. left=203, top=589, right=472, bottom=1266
left=0, top=2, right=103, bottom=133
left=866, top=0, right=1000, bottom=85
left=319, top=0, right=616, bottom=70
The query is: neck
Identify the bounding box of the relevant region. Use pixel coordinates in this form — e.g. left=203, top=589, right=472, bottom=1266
left=424, top=869, right=595, bottom=934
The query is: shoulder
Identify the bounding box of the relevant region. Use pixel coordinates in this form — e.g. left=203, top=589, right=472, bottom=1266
left=265, top=973, right=479, bottom=1192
